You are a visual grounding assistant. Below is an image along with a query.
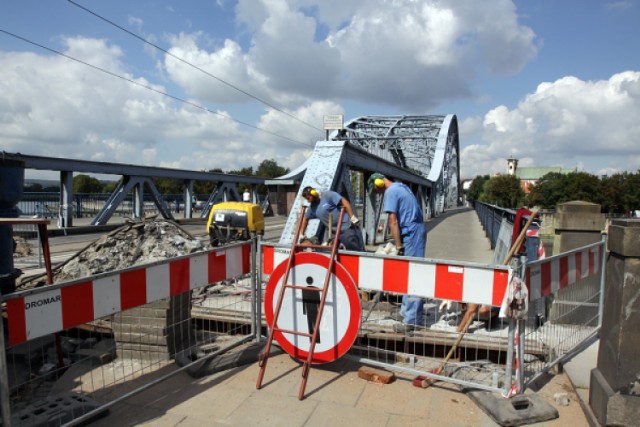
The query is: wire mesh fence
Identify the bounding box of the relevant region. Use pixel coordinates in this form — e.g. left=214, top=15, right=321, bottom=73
left=1, top=242, right=256, bottom=426
left=356, top=295, right=515, bottom=393
left=1, top=235, right=607, bottom=425
left=520, top=240, right=605, bottom=388
left=12, top=223, right=48, bottom=270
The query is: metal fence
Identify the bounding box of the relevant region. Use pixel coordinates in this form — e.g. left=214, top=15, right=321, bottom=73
left=1, top=231, right=607, bottom=425
left=259, top=242, right=518, bottom=395
left=1, top=241, right=257, bottom=426
left=11, top=224, right=49, bottom=270
left=519, top=238, right=606, bottom=390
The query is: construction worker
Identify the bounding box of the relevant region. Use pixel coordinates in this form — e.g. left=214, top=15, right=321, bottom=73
left=299, top=186, right=364, bottom=251
left=369, top=173, right=427, bottom=333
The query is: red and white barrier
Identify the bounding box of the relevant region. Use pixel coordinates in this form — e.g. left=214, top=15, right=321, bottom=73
left=6, top=244, right=251, bottom=346
left=526, top=242, right=603, bottom=300
left=261, top=245, right=512, bottom=307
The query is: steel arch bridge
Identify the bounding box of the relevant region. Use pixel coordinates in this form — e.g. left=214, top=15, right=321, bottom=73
left=336, top=114, right=460, bottom=216
left=278, top=114, right=461, bottom=245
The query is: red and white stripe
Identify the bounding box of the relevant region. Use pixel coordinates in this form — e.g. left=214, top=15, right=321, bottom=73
left=526, top=242, right=603, bottom=300
left=6, top=244, right=251, bottom=346
left=261, top=245, right=512, bottom=307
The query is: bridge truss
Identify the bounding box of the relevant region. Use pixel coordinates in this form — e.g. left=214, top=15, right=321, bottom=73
left=337, top=114, right=460, bottom=215
left=278, top=114, right=461, bottom=245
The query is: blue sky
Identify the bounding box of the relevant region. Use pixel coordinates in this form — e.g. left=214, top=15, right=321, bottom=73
left=1, top=0, right=639, bottom=180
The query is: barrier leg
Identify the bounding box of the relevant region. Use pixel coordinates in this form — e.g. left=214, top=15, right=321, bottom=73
left=0, top=310, right=13, bottom=426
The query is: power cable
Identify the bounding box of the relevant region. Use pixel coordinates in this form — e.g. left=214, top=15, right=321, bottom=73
left=67, top=0, right=325, bottom=135
left=0, top=29, right=311, bottom=146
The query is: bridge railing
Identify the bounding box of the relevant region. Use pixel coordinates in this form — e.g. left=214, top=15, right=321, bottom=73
left=473, top=202, right=518, bottom=250
left=18, top=193, right=212, bottom=220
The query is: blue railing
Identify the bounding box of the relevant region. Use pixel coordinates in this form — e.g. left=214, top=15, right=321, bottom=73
left=473, top=202, right=518, bottom=249
left=18, top=193, right=211, bottom=218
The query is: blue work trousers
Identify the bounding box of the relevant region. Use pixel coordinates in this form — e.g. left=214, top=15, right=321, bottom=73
left=400, top=224, right=427, bottom=325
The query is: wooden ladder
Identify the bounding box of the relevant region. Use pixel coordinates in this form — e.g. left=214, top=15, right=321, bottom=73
left=256, top=206, right=345, bottom=400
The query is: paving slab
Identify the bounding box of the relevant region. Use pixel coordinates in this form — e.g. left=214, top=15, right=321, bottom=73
left=88, top=351, right=590, bottom=426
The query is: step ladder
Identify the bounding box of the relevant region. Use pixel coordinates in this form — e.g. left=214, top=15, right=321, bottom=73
left=256, top=206, right=346, bottom=400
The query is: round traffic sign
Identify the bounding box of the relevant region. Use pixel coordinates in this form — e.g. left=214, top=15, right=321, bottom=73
left=264, top=251, right=361, bottom=364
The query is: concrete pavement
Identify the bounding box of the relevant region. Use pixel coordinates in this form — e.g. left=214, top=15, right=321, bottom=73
left=90, top=350, right=589, bottom=427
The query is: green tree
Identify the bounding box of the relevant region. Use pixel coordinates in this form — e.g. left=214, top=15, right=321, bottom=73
left=194, top=168, right=224, bottom=195
left=527, top=171, right=602, bottom=209
left=482, top=174, right=525, bottom=208
left=73, top=174, right=103, bottom=193
left=102, top=180, right=120, bottom=193
left=226, top=166, right=254, bottom=176
left=466, top=175, right=490, bottom=203
left=255, top=159, right=289, bottom=195
left=601, top=171, right=640, bottom=214
left=256, top=159, right=289, bottom=178
left=152, top=177, right=182, bottom=194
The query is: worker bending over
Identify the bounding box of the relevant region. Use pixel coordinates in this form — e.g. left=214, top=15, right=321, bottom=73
left=300, top=186, right=365, bottom=251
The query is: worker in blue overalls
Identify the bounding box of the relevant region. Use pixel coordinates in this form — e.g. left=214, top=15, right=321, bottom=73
left=369, top=173, right=427, bottom=333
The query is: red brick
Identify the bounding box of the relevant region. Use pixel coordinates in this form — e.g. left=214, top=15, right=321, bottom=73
left=358, top=366, right=395, bottom=384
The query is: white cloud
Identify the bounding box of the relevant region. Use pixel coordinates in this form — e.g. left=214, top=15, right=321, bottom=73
left=8, top=0, right=637, bottom=188
left=166, top=0, right=538, bottom=110
left=460, top=71, right=640, bottom=178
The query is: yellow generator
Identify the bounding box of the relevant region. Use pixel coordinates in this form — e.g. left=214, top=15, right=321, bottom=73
left=206, top=201, right=265, bottom=246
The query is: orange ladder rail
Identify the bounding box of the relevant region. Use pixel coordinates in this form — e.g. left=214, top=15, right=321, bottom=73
left=256, top=207, right=346, bottom=400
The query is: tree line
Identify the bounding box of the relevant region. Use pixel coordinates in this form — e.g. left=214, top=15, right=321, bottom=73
left=24, top=159, right=290, bottom=196
left=466, top=170, right=640, bottom=214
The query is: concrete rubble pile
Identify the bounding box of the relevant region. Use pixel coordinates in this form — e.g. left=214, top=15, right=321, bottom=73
left=18, top=217, right=207, bottom=378
left=52, top=217, right=205, bottom=283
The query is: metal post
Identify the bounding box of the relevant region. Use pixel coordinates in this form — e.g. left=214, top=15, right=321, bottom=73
left=597, top=232, right=607, bottom=327
left=250, top=237, right=257, bottom=340
left=517, top=319, right=525, bottom=393
left=36, top=224, right=42, bottom=268
left=255, top=235, right=263, bottom=343
left=504, top=318, right=515, bottom=395
left=0, top=306, right=13, bottom=426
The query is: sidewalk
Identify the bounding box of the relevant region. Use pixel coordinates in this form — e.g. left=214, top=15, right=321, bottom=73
left=91, top=351, right=589, bottom=427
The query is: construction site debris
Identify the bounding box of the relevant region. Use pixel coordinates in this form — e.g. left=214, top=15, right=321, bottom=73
left=19, top=217, right=206, bottom=288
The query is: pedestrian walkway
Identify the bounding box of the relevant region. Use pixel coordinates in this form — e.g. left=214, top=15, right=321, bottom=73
left=91, top=351, right=588, bottom=427
left=82, top=208, right=594, bottom=426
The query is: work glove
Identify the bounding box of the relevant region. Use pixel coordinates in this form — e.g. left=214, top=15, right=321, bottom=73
left=397, top=246, right=405, bottom=256
left=350, top=215, right=360, bottom=226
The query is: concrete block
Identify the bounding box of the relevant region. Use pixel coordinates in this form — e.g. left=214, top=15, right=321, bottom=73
left=554, top=202, right=604, bottom=230
left=556, top=200, right=602, bottom=215
left=357, top=366, right=395, bottom=384
left=468, top=391, right=558, bottom=426
left=11, top=392, right=107, bottom=426
left=608, top=220, right=640, bottom=257
left=607, top=393, right=640, bottom=427
left=590, top=368, right=614, bottom=426
left=552, top=232, right=603, bottom=255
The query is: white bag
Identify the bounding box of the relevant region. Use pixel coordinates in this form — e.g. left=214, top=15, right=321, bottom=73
left=499, top=275, right=529, bottom=320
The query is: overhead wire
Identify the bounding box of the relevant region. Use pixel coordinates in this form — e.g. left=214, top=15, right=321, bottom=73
left=0, top=29, right=311, bottom=146
left=67, top=0, right=325, bottom=135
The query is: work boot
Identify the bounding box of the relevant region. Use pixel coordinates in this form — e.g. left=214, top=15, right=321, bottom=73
left=393, top=323, right=415, bottom=333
